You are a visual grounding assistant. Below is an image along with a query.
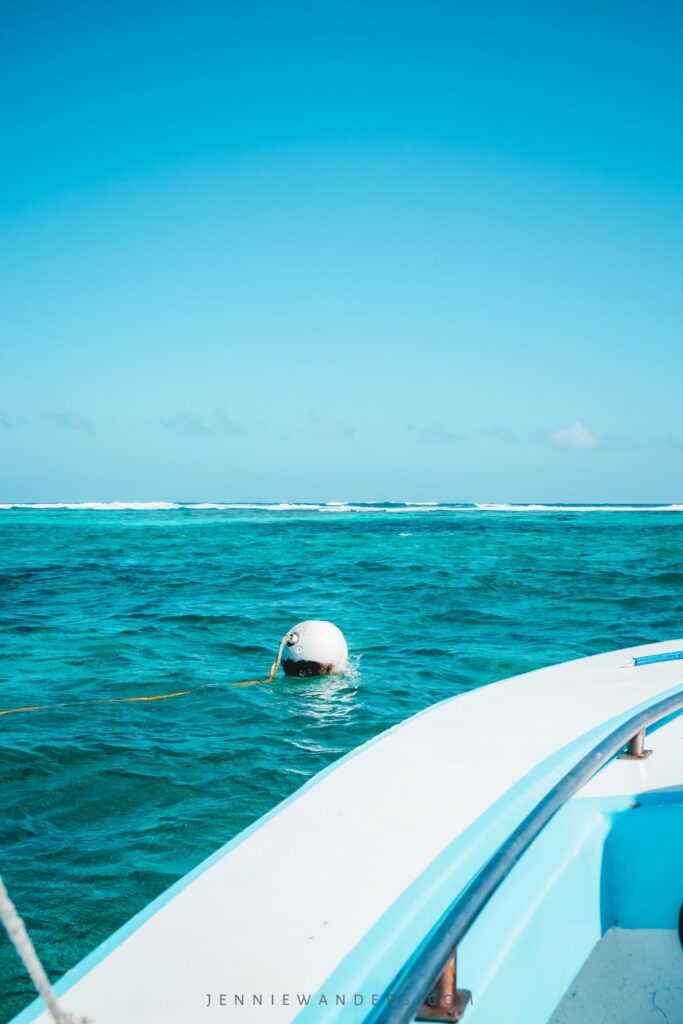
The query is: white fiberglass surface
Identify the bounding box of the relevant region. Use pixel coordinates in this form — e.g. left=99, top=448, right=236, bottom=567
left=16, top=641, right=683, bottom=1024
left=576, top=712, right=682, bottom=799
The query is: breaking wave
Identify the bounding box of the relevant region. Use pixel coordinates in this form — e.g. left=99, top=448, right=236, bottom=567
left=1, top=502, right=682, bottom=513
left=0, top=501, right=181, bottom=510
left=473, top=504, right=683, bottom=512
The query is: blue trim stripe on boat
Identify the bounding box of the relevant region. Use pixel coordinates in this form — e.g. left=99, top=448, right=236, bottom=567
left=634, top=649, right=683, bottom=666
left=294, top=680, right=683, bottom=1023
left=8, top=684, right=477, bottom=1024
left=9, top=656, right=683, bottom=1024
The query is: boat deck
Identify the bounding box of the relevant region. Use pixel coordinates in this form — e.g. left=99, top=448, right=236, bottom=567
left=10, top=639, right=683, bottom=1024
left=549, top=711, right=683, bottom=1024
left=551, top=928, right=683, bottom=1023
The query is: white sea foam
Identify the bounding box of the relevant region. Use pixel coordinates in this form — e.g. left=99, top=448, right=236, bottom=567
left=0, top=501, right=181, bottom=510
left=189, top=502, right=265, bottom=510
left=473, top=503, right=682, bottom=512
left=1, top=502, right=681, bottom=513
left=267, top=503, right=330, bottom=511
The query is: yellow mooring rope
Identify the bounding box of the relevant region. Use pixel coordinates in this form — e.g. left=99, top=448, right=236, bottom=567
left=0, top=634, right=293, bottom=718
left=0, top=685, right=214, bottom=718
left=232, top=633, right=290, bottom=687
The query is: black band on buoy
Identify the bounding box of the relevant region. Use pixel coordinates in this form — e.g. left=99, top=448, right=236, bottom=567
left=282, top=660, right=335, bottom=678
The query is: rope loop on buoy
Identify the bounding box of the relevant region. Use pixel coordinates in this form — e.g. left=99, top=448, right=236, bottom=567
left=232, top=632, right=293, bottom=687
left=0, top=873, right=88, bottom=1023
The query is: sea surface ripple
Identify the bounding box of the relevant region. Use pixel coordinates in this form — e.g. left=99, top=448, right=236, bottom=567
left=1, top=504, right=683, bottom=1020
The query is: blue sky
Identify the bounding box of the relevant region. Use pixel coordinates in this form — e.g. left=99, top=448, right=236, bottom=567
left=1, top=0, right=682, bottom=501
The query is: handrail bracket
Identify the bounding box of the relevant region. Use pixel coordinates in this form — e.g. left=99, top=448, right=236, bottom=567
left=617, top=727, right=653, bottom=760
left=416, top=951, right=472, bottom=1022
left=367, top=686, right=683, bottom=1024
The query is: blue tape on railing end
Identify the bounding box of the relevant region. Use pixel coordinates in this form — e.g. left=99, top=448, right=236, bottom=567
left=633, top=650, right=683, bottom=667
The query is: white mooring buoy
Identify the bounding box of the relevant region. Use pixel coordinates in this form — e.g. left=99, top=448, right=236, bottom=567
left=280, top=620, right=348, bottom=677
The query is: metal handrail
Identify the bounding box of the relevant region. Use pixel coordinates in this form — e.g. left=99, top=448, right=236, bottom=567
left=366, top=686, right=683, bottom=1024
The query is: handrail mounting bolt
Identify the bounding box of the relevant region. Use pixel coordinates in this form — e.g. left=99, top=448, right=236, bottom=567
left=416, top=951, right=472, bottom=1022
left=617, top=727, right=652, bottom=760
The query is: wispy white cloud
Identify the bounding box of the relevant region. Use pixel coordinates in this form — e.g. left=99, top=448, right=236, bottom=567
left=602, top=434, right=639, bottom=452
left=160, top=408, right=245, bottom=436
left=45, top=411, right=94, bottom=433
left=0, top=411, right=26, bottom=428
left=213, top=408, right=245, bottom=434
left=551, top=421, right=599, bottom=448
left=406, top=422, right=466, bottom=444
left=306, top=415, right=355, bottom=441
left=478, top=426, right=518, bottom=443
left=160, top=413, right=208, bottom=435
left=652, top=434, right=683, bottom=452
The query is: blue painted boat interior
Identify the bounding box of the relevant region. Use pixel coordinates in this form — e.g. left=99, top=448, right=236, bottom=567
left=450, top=790, right=682, bottom=1023
left=5, top=651, right=681, bottom=1024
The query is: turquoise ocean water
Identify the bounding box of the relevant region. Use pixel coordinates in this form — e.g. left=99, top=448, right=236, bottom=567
left=1, top=502, right=683, bottom=1020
